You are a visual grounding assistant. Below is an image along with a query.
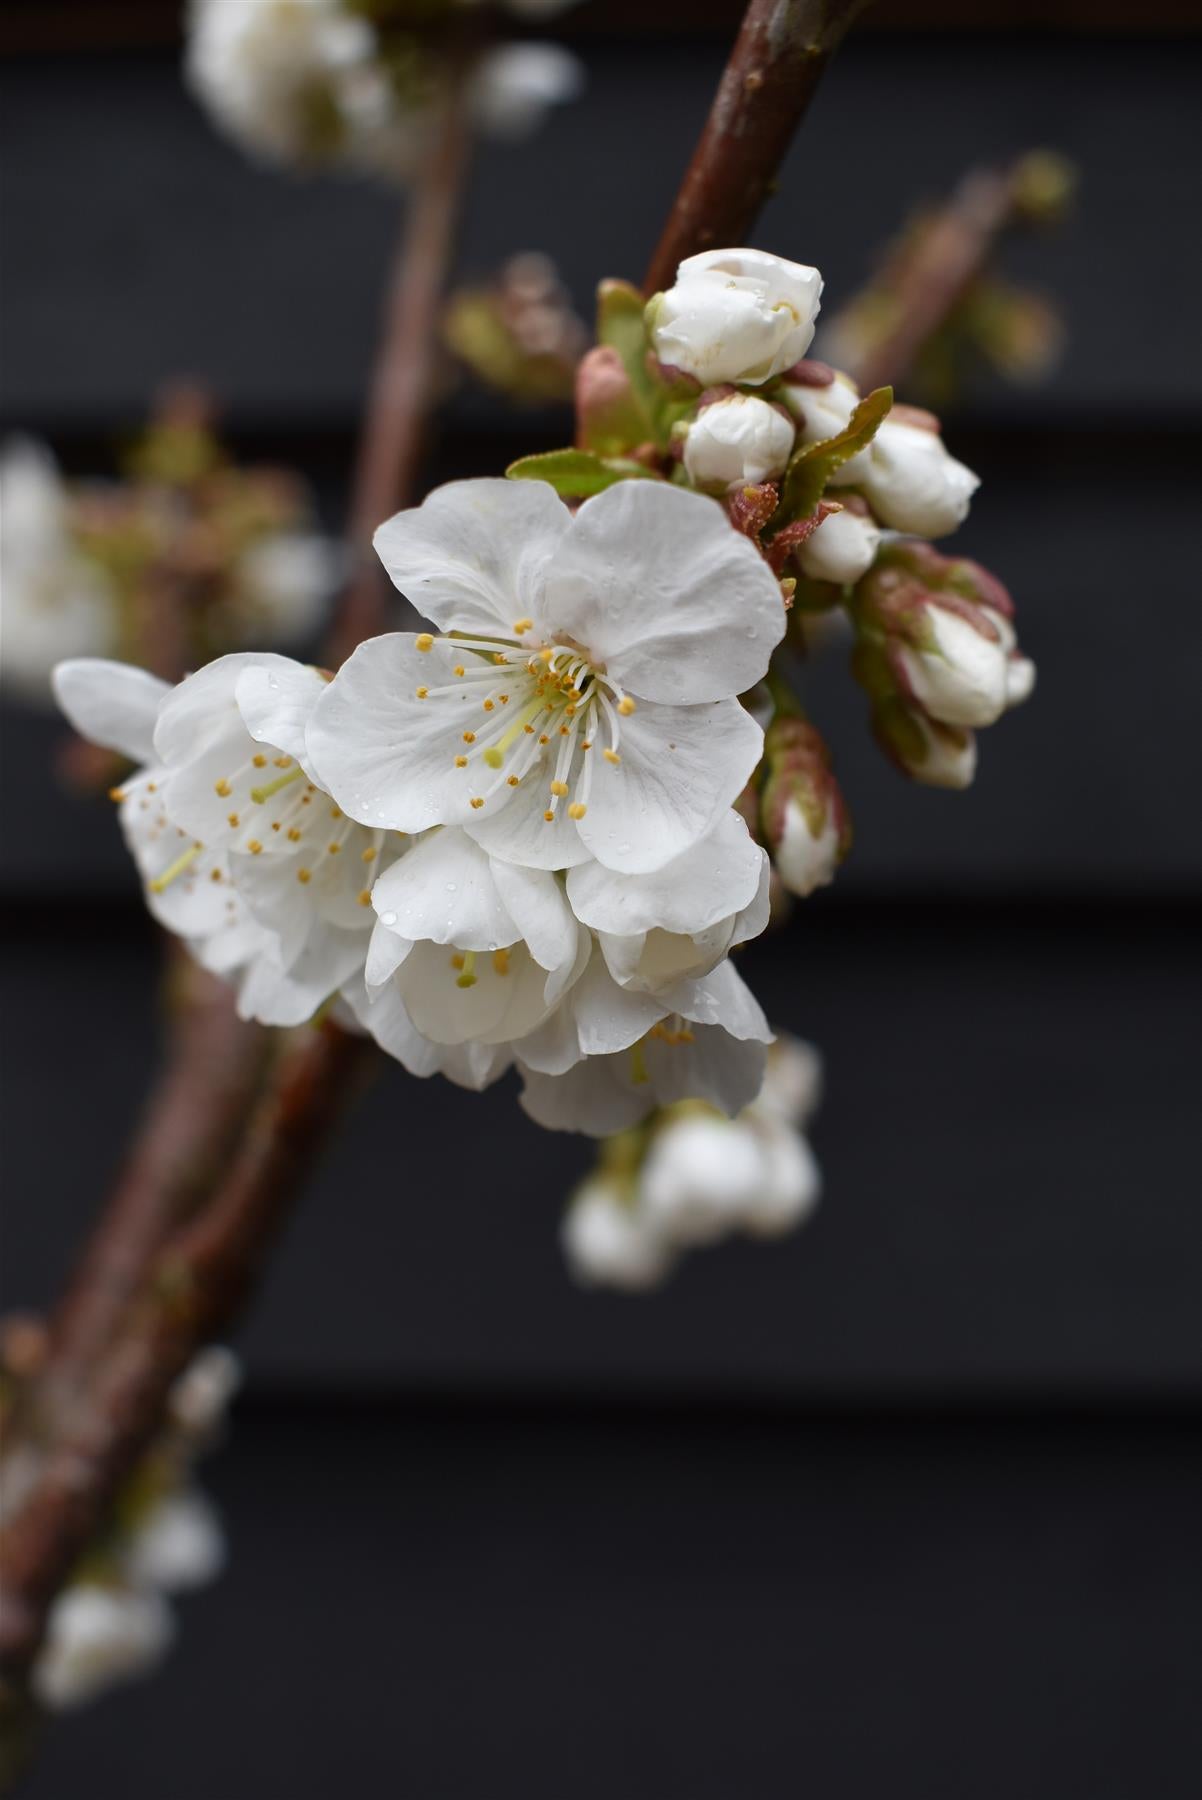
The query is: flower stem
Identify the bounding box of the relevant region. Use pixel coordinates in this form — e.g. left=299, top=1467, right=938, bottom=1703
left=643, top=0, right=868, bottom=297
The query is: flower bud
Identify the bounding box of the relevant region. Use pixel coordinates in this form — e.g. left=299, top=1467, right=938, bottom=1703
left=854, top=543, right=1031, bottom=732
left=782, top=366, right=859, bottom=440
left=640, top=1115, right=764, bottom=1245
left=871, top=697, right=977, bottom=790
left=796, top=494, right=880, bottom=584
left=560, top=1176, right=674, bottom=1291
left=851, top=412, right=979, bottom=538
left=647, top=248, right=823, bottom=387
left=760, top=717, right=850, bottom=898
left=682, top=392, right=795, bottom=489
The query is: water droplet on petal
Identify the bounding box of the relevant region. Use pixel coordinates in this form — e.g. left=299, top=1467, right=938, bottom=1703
left=380, top=911, right=397, bottom=927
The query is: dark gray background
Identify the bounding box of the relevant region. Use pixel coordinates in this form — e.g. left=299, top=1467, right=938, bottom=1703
left=2, top=12, right=1200, bottom=1797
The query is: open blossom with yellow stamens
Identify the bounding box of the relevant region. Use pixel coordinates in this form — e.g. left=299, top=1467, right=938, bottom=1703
left=305, top=478, right=784, bottom=877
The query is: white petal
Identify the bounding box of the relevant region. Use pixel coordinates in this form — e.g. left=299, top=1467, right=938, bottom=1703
left=52, top=659, right=170, bottom=764
left=306, top=634, right=508, bottom=832
left=464, top=767, right=592, bottom=870
left=541, top=483, right=785, bottom=705
left=489, top=857, right=579, bottom=973
left=518, top=1057, right=655, bottom=1137
left=671, top=957, right=773, bottom=1041
left=234, top=658, right=327, bottom=777
left=364, top=917, right=413, bottom=991
left=645, top=1024, right=768, bottom=1117
left=575, top=697, right=763, bottom=874
left=154, top=652, right=294, bottom=766
left=373, top=477, right=569, bottom=638
left=369, top=828, right=518, bottom=951
left=567, top=808, right=763, bottom=937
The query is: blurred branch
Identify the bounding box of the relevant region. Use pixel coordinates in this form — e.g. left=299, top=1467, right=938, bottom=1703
left=643, top=0, right=868, bottom=295
left=329, top=82, right=472, bottom=663
left=0, top=1025, right=372, bottom=1693
left=837, top=154, right=1073, bottom=393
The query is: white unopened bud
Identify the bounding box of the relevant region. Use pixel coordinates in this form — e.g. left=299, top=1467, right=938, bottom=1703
left=124, top=1491, right=226, bottom=1595
left=896, top=605, right=1010, bottom=728
left=853, top=419, right=979, bottom=538
left=757, top=1035, right=823, bottom=1128
left=34, top=1585, right=174, bottom=1711
left=774, top=795, right=842, bottom=897
left=561, top=1177, right=673, bottom=1292
left=880, top=704, right=978, bottom=790
left=797, top=503, right=880, bottom=584
left=682, top=393, right=795, bottom=488
left=784, top=370, right=859, bottom=441
left=648, top=248, right=823, bottom=387
left=741, top=1120, right=821, bottom=1237
left=640, top=1116, right=764, bottom=1245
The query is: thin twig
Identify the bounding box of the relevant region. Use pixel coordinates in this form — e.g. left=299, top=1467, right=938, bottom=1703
left=841, top=166, right=1021, bottom=393
left=0, top=1026, right=372, bottom=1683
left=643, top=0, right=867, bottom=296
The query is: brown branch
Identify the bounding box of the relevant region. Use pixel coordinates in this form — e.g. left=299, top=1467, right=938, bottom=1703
left=32, top=954, right=271, bottom=1433
left=643, top=0, right=868, bottom=296
left=328, top=85, right=473, bottom=664
left=841, top=164, right=1023, bottom=394
left=0, top=1025, right=372, bottom=1687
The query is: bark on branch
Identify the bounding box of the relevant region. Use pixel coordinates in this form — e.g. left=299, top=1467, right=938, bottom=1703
left=644, top=0, right=867, bottom=296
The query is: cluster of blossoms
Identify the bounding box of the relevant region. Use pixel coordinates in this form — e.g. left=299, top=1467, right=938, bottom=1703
left=53, top=244, right=1034, bottom=1150
left=186, top=0, right=584, bottom=179
left=562, top=1036, right=822, bottom=1291
left=0, top=1349, right=238, bottom=1710
left=0, top=402, right=340, bottom=706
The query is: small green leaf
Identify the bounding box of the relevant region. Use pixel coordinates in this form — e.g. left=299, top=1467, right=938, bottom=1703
left=506, top=448, right=658, bottom=499
left=774, top=386, right=893, bottom=527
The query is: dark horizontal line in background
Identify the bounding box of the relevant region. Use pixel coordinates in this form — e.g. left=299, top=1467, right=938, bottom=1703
left=225, top=1380, right=1202, bottom=1426
left=2, top=2, right=1201, bottom=58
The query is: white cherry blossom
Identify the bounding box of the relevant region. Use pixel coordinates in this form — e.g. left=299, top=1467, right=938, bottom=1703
left=359, top=825, right=584, bottom=1054
left=124, top=1491, right=226, bottom=1595
left=560, top=1174, right=676, bottom=1292
left=894, top=605, right=1012, bottom=729
left=1, top=438, right=114, bottom=700
left=517, top=953, right=772, bottom=1137
left=772, top=796, right=842, bottom=898
left=796, top=502, right=881, bottom=585
left=648, top=248, right=823, bottom=386
left=306, top=478, right=782, bottom=877
left=566, top=807, right=770, bottom=993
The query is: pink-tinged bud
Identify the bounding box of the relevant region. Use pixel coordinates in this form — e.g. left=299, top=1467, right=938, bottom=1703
left=574, top=345, right=647, bottom=458
left=853, top=543, right=1032, bottom=731
left=760, top=717, right=851, bottom=897
left=872, top=698, right=978, bottom=790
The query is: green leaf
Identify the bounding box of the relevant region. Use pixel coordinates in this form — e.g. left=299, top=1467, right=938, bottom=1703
left=774, top=386, right=893, bottom=527
left=506, top=449, right=658, bottom=499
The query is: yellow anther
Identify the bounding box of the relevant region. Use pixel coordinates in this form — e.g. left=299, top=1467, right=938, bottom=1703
left=493, top=654, right=507, bottom=666
left=539, top=734, right=550, bottom=745
left=558, top=726, right=570, bottom=737
left=327, top=842, right=341, bottom=854
left=146, top=782, right=157, bottom=793
left=568, top=802, right=587, bottom=820
left=330, top=806, right=342, bottom=819
left=603, top=749, right=621, bottom=765
left=271, top=822, right=281, bottom=832
left=454, top=755, right=468, bottom=768
left=513, top=618, right=533, bottom=634
left=416, top=633, right=434, bottom=652
left=492, top=948, right=510, bottom=976
left=454, top=665, right=466, bottom=677
left=549, top=780, right=569, bottom=797
left=523, top=724, right=535, bottom=735
left=227, top=813, right=240, bottom=828
left=539, top=646, right=555, bottom=663
left=483, top=699, right=494, bottom=712
left=506, top=775, right=520, bottom=787
left=361, top=846, right=377, bottom=863
left=462, top=731, right=476, bottom=744
left=470, top=796, right=485, bottom=810
left=581, top=740, right=592, bottom=752
left=214, top=778, right=232, bottom=797
left=301, top=794, right=311, bottom=805
left=416, top=686, right=429, bottom=699
left=108, top=787, right=126, bottom=803
left=450, top=953, right=465, bottom=971
left=274, top=756, right=292, bottom=768
left=498, top=694, right=509, bottom=705
left=287, top=828, right=302, bottom=842
left=250, top=765, right=303, bottom=805
left=252, top=754, right=267, bottom=769
left=483, top=748, right=503, bottom=769
left=297, top=868, right=311, bottom=884
left=210, top=868, right=222, bottom=882
left=618, top=696, right=636, bottom=715
left=543, top=810, right=554, bottom=822
left=358, top=889, right=373, bottom=907
left=247, top=839, right=263, bottom=855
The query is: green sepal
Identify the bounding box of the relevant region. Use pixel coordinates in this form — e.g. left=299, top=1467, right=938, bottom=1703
left=597, top=280, right=660, bottom=420
left=773, top=386, right=893, bottom=528
left=506, top=448, right=659, bottom=499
